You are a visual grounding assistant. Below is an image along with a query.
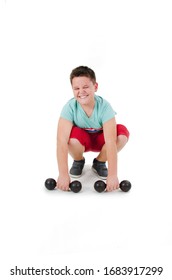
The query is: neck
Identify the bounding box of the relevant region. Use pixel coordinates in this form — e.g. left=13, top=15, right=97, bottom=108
left=81, top=99, right=95, bottom=117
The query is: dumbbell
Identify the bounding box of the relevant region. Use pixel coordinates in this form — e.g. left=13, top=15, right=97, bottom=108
left=94, top=180, right=132, bottom=193
left=44, top=178, right=82, bottom=193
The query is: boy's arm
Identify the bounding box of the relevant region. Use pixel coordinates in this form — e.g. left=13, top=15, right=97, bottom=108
left=103, top=117, right=119, bottom=191
left=56, top=117, right=73, bottom=190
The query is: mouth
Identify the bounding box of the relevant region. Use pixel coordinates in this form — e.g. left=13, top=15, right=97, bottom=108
left=78, top=95, right=89, bottom=99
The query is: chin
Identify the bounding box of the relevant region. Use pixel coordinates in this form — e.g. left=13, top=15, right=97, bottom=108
left=77, top=97, right=89, bottom=105
left=78, top=100, right=88, bottom=106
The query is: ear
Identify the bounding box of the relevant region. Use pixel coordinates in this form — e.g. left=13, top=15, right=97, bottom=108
left=94, top=82, right=98, bottom=92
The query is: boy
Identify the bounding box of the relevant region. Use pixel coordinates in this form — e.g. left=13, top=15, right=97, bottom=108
left=56, top=66, right=129, bottom=192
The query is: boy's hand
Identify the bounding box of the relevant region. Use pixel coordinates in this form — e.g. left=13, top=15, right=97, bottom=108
left=106, top=175, right=119, bottom=192
left=57, top=174, right=70, bottom=191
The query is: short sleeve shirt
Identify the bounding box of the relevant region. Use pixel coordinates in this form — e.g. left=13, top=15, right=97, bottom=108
left=60, top=95, right=116, bottom=133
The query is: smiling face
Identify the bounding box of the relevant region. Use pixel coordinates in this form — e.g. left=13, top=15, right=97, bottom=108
left=71, top=76, right=98, bottom=107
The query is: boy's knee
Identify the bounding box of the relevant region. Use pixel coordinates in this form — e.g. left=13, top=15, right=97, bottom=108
left=117, top=134, right=128, bottom=144
left=117, top=124, right=130, bottom=139
left=116, top=135, right=128, bottom=152
left=69, top=138, right=81, bottom=146
left=68, top=138, right=84, bottom=150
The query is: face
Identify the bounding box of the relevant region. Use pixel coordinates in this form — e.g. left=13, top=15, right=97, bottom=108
left=71, top=76, right=98, bottom=106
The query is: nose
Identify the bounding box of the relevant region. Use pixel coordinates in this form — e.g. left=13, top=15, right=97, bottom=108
left=79, top=88, right=86, bottom=95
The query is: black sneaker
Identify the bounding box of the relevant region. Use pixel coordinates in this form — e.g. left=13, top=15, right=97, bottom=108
left=92, top=158, right=108, bottom=179
left=69, top=158, right=85, bottom=178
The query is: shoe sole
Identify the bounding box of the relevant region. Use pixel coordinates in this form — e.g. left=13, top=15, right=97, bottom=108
left=69, top=172, right=82, bottom=178
left=92, top=167, right=107, bottom=180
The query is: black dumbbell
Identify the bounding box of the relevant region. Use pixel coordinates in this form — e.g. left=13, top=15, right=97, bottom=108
left=94, top=180, right=132, bottom=193
left=69, top=180, right=82, bottom=193
left=44, top=178, right=57, bottom=190
left=44, top=178, right=82, bottom=193
left=119, top=180, right=132, bottom=192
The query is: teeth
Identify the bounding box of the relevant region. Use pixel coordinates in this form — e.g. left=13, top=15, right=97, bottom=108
left=79, top=96, right=87, bottom=99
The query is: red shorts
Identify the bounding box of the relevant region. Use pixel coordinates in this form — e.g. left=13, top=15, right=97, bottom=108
left=69, top=124, right=129, bottom=152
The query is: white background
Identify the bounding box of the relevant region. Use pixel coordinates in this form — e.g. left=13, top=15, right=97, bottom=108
left=0, top=0, right=172, bottom=279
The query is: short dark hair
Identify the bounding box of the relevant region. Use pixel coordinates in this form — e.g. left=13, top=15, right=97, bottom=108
left=70, top=66, right=96, bottom=84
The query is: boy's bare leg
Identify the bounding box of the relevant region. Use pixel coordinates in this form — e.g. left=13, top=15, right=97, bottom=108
left=68, top=138, right=85, bottom=160
left=116, top=135, right=128, bottom=152
left=96, top=135, right=128, bottom=162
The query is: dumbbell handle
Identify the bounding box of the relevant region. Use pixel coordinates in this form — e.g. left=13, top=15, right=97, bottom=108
left=94, top=180, right=131, bottom=192
left=45, top=178, right=82, bottom=193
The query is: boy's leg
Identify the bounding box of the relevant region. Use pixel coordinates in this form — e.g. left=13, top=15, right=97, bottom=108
left=92, top=124, right=129, bottom=178
left=117, top=135, right=128, bottom=152
left=97, top=134, right=128, bottom=161
left=68, top=126, right=90, bottom=177
left=68, top=138, right=85, bottom=160
left=68, top=139, right=85, bottom=177
left=97, top=124, right=129, bottom=161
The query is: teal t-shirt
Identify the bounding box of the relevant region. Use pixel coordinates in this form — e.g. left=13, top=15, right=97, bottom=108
left=60, top=95, right=116, bottom=133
